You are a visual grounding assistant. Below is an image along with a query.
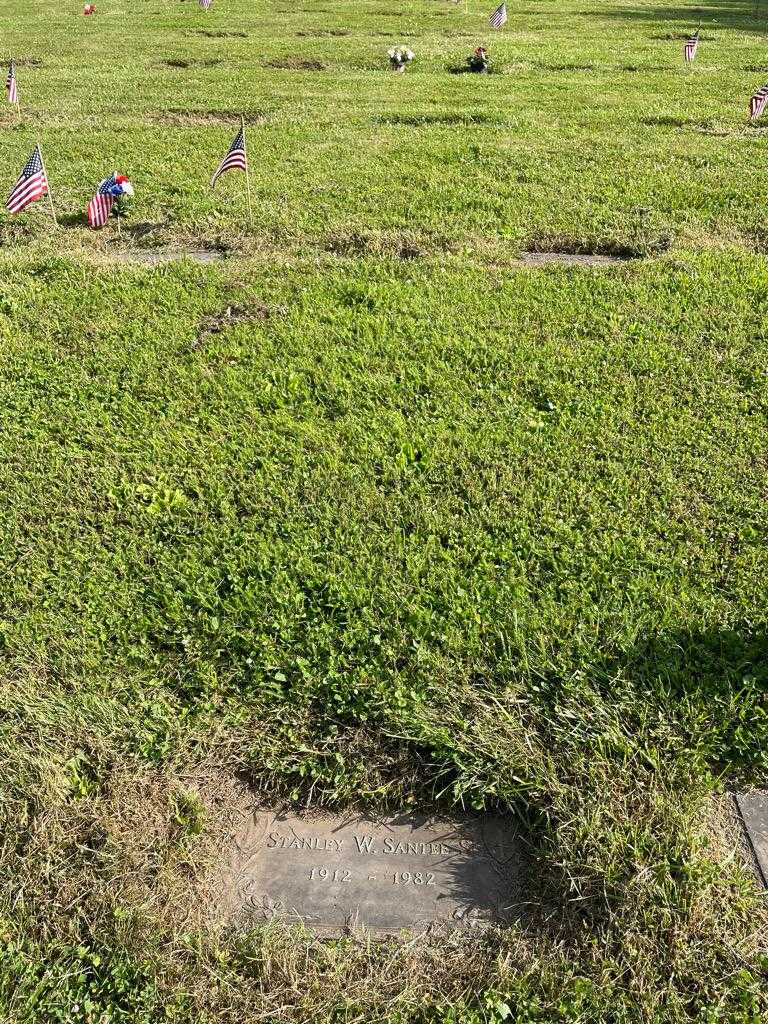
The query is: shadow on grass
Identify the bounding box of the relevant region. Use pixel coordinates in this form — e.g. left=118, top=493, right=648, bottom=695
left=55, top=211, right=86, bottom=229
left=447, top=64, right=502, bottom=75
left=599, top=0, right=768, bottom=32
left=613, top=624, right=768, bottom=780
left=51, top=215, right=168, bottom=240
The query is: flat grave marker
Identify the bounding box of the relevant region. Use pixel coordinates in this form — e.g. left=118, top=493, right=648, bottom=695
left=219, top=809, right=528, bottom=934
left=735, top=790, right=768, bottom=888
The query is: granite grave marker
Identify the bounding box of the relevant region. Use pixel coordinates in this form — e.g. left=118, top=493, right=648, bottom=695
left=220, top=809, right=527, bottom=934
left=735, top=790, right=768, bottom=888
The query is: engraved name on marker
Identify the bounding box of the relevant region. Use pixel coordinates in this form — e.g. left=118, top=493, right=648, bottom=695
left=220, top=810, right=526, bottom=934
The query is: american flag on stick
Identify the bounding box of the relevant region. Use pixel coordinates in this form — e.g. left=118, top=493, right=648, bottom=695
left=750, top=84, right=768, bottom=120
left=199, top=0, right=212, bottom=9
left=5, top=144, right=51, bottom=217
left=88, top=174, right=118, bottom=228
left=87, top=173, right=133, bottom=229
left=211, top=124, right=248, bottom=187
left=683, top=30, right=699, bottom=63
left=489, top=3, right=507, bottom=28
left=6, top=62, right=17, bottom=105
left=210, top=118, right=254, bottom=225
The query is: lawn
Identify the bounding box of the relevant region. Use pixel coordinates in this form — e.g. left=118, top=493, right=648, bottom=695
left=1, top=0, right=767, bottom=1021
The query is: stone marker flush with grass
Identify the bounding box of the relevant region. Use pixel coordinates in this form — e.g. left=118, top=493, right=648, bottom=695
left=218, top=809, right=527, bottom=934
left=736, top=790, right=768, bottom=888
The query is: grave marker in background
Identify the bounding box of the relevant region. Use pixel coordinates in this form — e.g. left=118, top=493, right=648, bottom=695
left=735, top=790, right=768, bottom=888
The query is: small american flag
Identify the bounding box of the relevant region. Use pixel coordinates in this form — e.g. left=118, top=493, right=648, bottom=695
left=489, top=2, right=507, bottom=28
left=6, top=62, right=17, bottom=104
left=5, top=145, right=48, bottom=214
left=87, top=174, right=117, bottom=228
left=750, top=84, right=768, bottom=120
left=684, top=30, right=699, bottom=63
left=199, top=0, right=212, bottom=8
left=211, top=126, right=247, bottom=187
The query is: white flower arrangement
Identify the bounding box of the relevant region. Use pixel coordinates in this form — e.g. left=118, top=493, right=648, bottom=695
left=388, top=46, right=414, bottom=71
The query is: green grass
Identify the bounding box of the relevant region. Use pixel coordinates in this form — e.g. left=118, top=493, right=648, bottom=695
left=5, top=0, right=768, bottom=254
left=1, top=0, right=768, bottom=1021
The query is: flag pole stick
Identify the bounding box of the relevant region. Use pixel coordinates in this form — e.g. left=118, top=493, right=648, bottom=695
left=241, top=114, right=254, bottom=227
left=37, top=141, right=58, bottom=228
